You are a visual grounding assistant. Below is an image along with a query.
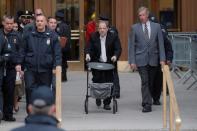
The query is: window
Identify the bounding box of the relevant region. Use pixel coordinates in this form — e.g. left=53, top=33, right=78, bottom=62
left=158, top=0, right=180, bottom=30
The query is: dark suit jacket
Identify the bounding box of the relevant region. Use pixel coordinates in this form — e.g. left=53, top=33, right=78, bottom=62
left=160, top=25, right=173, bottom=62
left=86, top=31, right=122, bottom=83
left=87, top=31, right=122, bottom=64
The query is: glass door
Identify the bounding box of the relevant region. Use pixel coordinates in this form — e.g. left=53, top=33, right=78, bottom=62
left=56, top=0, right=84, bottom=70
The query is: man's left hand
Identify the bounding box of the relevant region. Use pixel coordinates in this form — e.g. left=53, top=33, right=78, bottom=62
left=111, top=56, right=117, bottom=62
left=160, top=61, right=165, bottom=67
left=15, top=65, right=21, bottom=72
left=166, top=60, right=171, bottom=65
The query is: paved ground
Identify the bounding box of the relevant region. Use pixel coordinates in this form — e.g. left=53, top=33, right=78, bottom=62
left=0, top=71, right=197, bottom=131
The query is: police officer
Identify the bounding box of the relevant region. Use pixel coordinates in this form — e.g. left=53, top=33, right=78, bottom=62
left=21, top=14, right=62, bottom=113
left=0, top=15, right=23, bottom=121
left=55, top=11, right=71, bottom=82
left=18, top=10, right=33, bottom=33
left=149, top=14, right=173, bottom=105
left=0, top=34, right=6, bottom=123
left=11, top=86, right=65, bottom=131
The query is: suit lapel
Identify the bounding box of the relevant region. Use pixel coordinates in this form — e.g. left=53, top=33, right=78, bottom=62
left=105, top=32, right=110, bottom=50
left=149, top=22, right=154, bottom=41
left=97, top=33, right=101, bottom=55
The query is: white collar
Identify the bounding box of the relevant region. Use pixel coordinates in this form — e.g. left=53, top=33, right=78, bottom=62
left=100, top=35, right=107, bottom=40
left=142, top=20, right=150, bottom=26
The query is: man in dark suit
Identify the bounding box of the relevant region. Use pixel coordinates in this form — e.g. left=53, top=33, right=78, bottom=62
left=98, top=16, right=121, bottom=98
left=86, top=20, right=122, bottom=110
left=149, top=14, right=173, bottom=105
left=128, top=7, right=166, bottom=113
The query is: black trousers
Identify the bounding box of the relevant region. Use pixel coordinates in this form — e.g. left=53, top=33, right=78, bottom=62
left=92, top=69, right=113, bottom=105
left=62, top=52, right=68, bottom=81
left=113, top=68, right=120, bottom=97
left=24, top=70, right=52, bottom=111
left=3, top=68, right=16, bottom=118
left=152, top=66, right=162, bottom=101
left=0, top=67, right=4, bottom=112
left=138, top=65, right=158, bottom=106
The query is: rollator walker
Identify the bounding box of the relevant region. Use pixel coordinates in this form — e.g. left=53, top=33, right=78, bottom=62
left=84, top=62, right=118, bottom=114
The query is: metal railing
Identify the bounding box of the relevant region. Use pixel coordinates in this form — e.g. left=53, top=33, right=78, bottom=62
left=169, top=32, right=197, bottom=89
left=162, top=65, right=181, bottom=131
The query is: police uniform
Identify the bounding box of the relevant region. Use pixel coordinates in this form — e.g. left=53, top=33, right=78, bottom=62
left=0, top=29, right=23, bottom=121
left=55, top=11, right=71, bottom=82
left=11, top=86, right=65, bottom=131
left=21, top=27, right=62, bottom=111
left=0, top=34, right=6, bottom=121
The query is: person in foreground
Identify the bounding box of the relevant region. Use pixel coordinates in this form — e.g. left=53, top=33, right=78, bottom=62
left=11, top=86, right=65, bottom=131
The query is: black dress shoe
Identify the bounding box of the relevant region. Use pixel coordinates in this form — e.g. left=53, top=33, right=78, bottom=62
left=141, top=103, right=145, bottom=107
left=0, top=111, right=2, bottom=123
left=2, top=116, right=16, bottom=122
left=142, top=105, right=152, bottom=113
left=116, top=95, right=120, bottom=99
left=103, top=105, right=111, bottom=110
left=96, top=99, right=101, bottom=107
left=153, top=100, right=161, bottom=105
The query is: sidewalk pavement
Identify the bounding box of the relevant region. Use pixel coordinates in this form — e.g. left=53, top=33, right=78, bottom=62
left=1, top=71, right=197, bottom=131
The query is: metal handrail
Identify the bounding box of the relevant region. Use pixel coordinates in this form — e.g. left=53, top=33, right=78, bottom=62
left=55, top=66, right=62, bottom=126
left=162, top=65, right=182, bottom=131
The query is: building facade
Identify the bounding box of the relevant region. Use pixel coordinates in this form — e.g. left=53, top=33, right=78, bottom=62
left=0, top=0, right=197, bottom=70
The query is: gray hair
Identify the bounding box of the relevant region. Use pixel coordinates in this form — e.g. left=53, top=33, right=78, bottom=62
left=138, top=6, right=149, bottom=15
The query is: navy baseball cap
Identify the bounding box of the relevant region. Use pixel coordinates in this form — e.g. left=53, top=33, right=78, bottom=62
left=149, top=13, right=158, bottom=23
left=31, top=86, right=54, bottom=108
left=99, top=15, right=109, bottom=21
left=55, top=11, right=64, bottom=18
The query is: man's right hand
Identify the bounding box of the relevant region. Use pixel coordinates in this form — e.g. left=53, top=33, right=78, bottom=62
left=2, top=54, right=10, bottom=62
left=85, top=54, right=91, bottom=62
left=130, top=64, right=137, bottom=70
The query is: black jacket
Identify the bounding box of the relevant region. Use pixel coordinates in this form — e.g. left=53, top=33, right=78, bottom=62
left=0, top=33, right=6, bottom=66
left=11, top=115, right=65, bottom=131
left=87, top=31, right=122, bottom=64
left=21, top=27, right=62, bottom=72
left=56, top=21, right=71, bottom=60
left=86, top=31, right=122, bottom=83
left=0, top=29, right=23, bottom=68
left=161, top=25, right=173, bottom=62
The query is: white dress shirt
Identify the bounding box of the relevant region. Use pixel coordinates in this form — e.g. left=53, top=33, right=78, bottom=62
left=100, top=36, right=107, bottom=62
left=142, top=21, right=151, bottom=39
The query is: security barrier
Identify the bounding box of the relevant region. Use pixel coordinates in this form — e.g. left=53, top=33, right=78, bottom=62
left=169, top=33, right=197, bottom=89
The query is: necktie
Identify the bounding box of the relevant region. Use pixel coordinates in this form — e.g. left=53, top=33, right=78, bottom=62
left=144, top=23, right=149, bottom=39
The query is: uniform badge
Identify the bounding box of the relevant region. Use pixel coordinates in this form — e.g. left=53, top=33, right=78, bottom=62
left=47, top=38, right=50, bottom=45
left=13, top=38, right=17, bottom=43
left=57, top=27, right=60, bottom=32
